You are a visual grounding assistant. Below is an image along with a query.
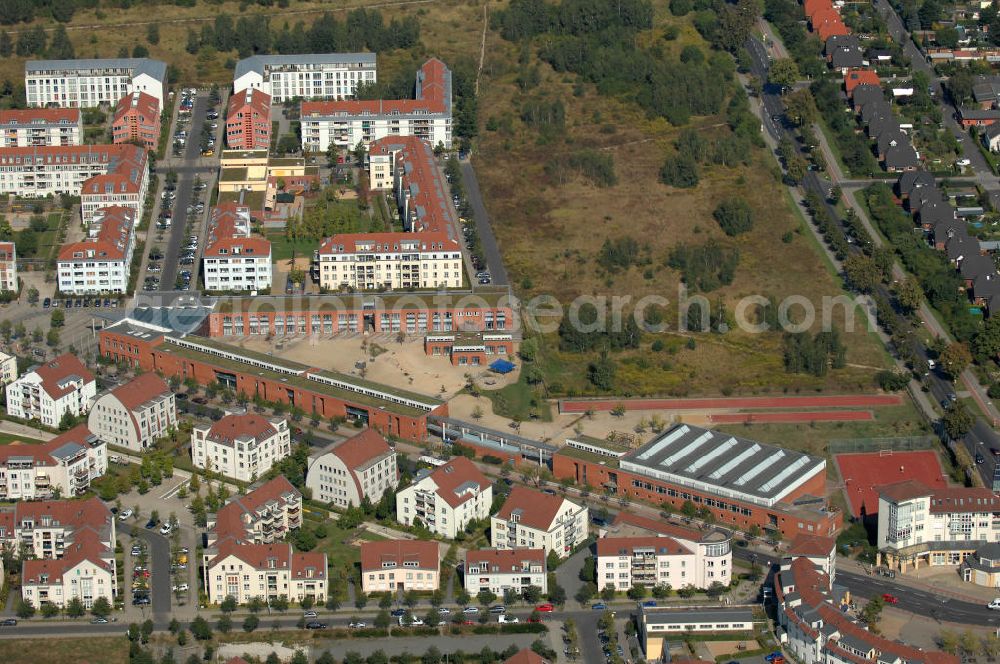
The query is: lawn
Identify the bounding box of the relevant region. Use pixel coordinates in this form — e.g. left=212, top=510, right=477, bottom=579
left=480, top=374, right=554, bottom=423
left=0, top=432, right=47, bottom=445
left=267, top=232, right=321, bottom=263
left=0, top=637, right=128, bottom=664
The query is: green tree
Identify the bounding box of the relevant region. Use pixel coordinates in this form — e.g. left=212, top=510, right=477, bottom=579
left=477, top=589, right=497, bottom=606
left=147, top=23, right=160, bottom=45
left=190, top=615, right=212, bottom=640
left=940, top=342, right=972, bottom=378
left=243, top=615, right=259, bottom=632
left=943, top=401, right=974, bottom=439
left=843, top=254, right=881, bottom=293
left=41, top=603, right=60, bottom=618
left=783, top=88, right=817, bottom=127
left=712, top=197, right=754, bottom=236
left=50, top=309, right=65, bottom=328
left=65, top=596, right=85, bottom=618
left=91, top=596, right=112, bottom=618
left=768, top=58, right=800, bottom=91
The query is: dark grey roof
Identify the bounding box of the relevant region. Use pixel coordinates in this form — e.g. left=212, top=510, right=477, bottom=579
left=877, top=130, right=908, bottom=155
left=49, top=442, right=85, bottom=461
left=235, top=53, right=376, bottom=79
left=909, top=185, right=944, bottom=212
left=884, top=142, right=920, bottom=170
left=827, top=35, right=865, bottom=69
left=26, top=57, right=166, bottom=83
left=897, top=171, right=935, bottom=196
left=838, top=632, right=876, bottom=654
left=948, top=234, right=978, bottom=262
left=986, top=124, right=1000, bottom=140
left=974, top=273, right=1000, bottom=299
left=920, top=199, right=956, bottom=224
left=620, top=424, right=825, bottom=506
left=972, top=76, right=1000, bottom=103
left=861, top=99, right=892, bottom=125
left=960, top=108, right=1000, bottom=121
left=641, top=607, right=756, bottom=626
left=852, top=84, right=885, bottom=111
left=976, top=542, right=1000, bottom=562
left=959, top=253, right=994, bottom=279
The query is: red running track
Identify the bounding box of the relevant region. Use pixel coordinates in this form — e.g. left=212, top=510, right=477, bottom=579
left=709, top=411, right=874, bottom=424
left=559, top=394, right=903, bottom=413
left=835, top=451, right=948, bottom=518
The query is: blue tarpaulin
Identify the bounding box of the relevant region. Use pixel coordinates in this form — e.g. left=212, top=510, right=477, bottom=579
left=489, top=359, right=515, bottom=374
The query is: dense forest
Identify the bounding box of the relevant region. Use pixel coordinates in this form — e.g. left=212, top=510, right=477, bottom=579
left=0, top=0, right=291, bottom=25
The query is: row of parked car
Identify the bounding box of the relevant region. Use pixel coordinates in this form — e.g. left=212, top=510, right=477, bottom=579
left=44, top=297, right=118, bottom=309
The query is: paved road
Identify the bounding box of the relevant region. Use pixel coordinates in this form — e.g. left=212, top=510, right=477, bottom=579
left=120, top=523, right=171, bottom=621
left=459, top=158, right=510, bottom=286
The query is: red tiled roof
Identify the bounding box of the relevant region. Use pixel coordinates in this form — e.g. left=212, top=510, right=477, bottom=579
left=112, top=92, right=160, bottom=127
left=927, top=486, right=1000, bottom=514
left=212, top=475, right=300, bottom=543
left=318, top=230, right=459, bottom=255
left=22, top=527, right=111, bottom=585
left=423, top=456, right=489, bottom=508
left=203, top=203, right=269, bottom=258
left=227, top=88, right=271, bottom=122
left=31, top=353, right=94, bottom=399
left=225, top=659, right=251, bottom=664
left=368, top=135, right=453, bottom=234
left=302, top=59, right=448, bottom=118
left=12, top=496, right=111, bottom=530
left=818, top=19, right=850, bottom=42
left=0, top=108, right=80, bottom=126
left=202, top=236, right=270, bottom=259
left=109, top=372, right=169, bottom=411
left=788, top=533, right=836, bottom=558
left=596, top=536, right=691, bottom=557
left=810, top=6, right=841, bottom=28
left=608, top=511, right=706, bottom=543
left=465, top=547, right=546, bottom=571
left=58, top=206, right=135, bottom=261
left=493, top=486, right=570, bottom=532
left=878, top=479, right=931, bottom=503
left=0, top=242, right=14, bottom=261
left=209, top=540, right=326, bottom=578
left=0, top=424, right=96, bottom=467
left=503, top=649, right=549, bottom=664
left=207, top=413, right=279, bottom=445
left=845, top=69, right=881, bottom=96
left=360, top=539, right=438, bottom=572
left=326, top=429, right=392, bottom=471
left=803, top=0, right=832, bottom=18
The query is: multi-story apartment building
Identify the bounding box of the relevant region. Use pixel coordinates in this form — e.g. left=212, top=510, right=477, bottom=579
left=0, top=108, right=82, bottom=147
left=396, top=457, right=491, bottom=539
left=596, top=535, right=731, bottom=592
left=490, top=487, right=588, bottom=559
left=366, top=135, right=456, bottom=234
left=0, top=144, right=148, bottom=224
left=301, top=59, right=451, bottom=152
left=233, top=53, right=376, bottom=102
left=25, top=58, right=166, bottom=108
left=777, top=546, right=957, bottom=664
left=205, top=475, right=303, bottom=549
left=306, top=429, right=398, bottom=508
left=202, top=204, right=272, bottom=292
left=5, top=353, right=96, bottom=427
left=87, top=373, right=175, bottom=452
left=317, top=231, right=462, bottom=291
left=0, top=351, right=17, bottom=386
left=111, top=91, right=161, bottom=150
left=0, top=241, right=17, bottom=292
left=360, top=539, right=439, bottom=593
left=56, top=206, right=136, bottom=295
left=203, top=540, right=327, bottom=605
left=464, top=548, right=547, bottom=596
left=0, top=425, right=107, bottom=501
left=226, top=88, right=271, bottom=149
left=191, top=411, right=291, bottom=483
left=0, top=498, right=117, bottom=609
left=877, top=479, right=1000, bottom=571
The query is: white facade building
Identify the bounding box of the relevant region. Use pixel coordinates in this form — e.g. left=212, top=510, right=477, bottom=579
left=0, top=108, right=82, bottom=147
left=0, top=351, right=17, bottom=386
left=56, top=206, right=136, bottom=295
left=203, top=541, right=327, bottom=605
left=5, top=354, right=96, bottom=427
left=0, top=425, right=107, bottom=501
left=191, top=411, right=291, bottom=483
left=0, top=242, right=17, bottom=292
left=464, top=548, right=547, bottom=596
left=396, top=457, right=492, bottom=539
left=596, top=535, right=731, bottom=592
left=87, top=373, right=175, bottom=452
left=306, top=429, right=398, bottom=508
left=25, top=58, right=167, bottom=108
left=877, top=480, right=1000, bottom=569
left=233, top=53, right=376, bottom=103
left=491, top=487, right=589, bottom=559
left=317, top=231, right=462, bottom=291
left=205, top=476, right=303, bottom=549
left=202, top=204, right=272, bottom=292
left=301, top=59, right=451, bottom=152
left=360, top=539, right=439, bottom=594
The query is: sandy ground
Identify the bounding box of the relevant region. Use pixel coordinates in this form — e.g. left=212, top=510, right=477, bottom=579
left=906, top=565, right=1000, bottom=602
left=701, top=640, right=761, bottom=658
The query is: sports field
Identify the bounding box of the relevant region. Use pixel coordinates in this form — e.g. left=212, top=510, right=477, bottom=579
left=835, top=450, right=949, bottom=518
left=709, top=410, right=873, bottom=424
left=559, top=394, right=903, bottom=413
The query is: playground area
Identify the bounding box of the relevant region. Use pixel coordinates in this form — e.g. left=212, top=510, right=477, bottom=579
left=835, top=450, right=949, bottom=518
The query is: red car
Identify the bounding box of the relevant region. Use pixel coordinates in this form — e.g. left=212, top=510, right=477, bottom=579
left=462, top=620, right=476, bottom=625
left=881, top=593, right=898, bottom=604
left=528, top=616, right=542, bottom=623
left=536, top=603, right=554, bottom=612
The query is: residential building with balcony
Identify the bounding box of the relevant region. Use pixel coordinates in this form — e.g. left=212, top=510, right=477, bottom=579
left=360, top=539, right=439, bottom=593
left=205, top=475, right=303, bottom=550
left=0, top=144, right=148, bottom=224
left=306, top=429, right=398, bottom=508
left=0, top=351, right=17, bottom=386
left=877, top=479, right=1000, bottom=572
left=191, top=411, right=291, bottom=483
left=301, top=59, right=451, bottom=152
left=111, top=91, right=161, bottom=150
left=366, top=135, right=456, bottom=234
left=56, top=206, right=136, bottom=295
left=87, top=373, right=175, bottom=452
left=202, top=204, right=272, bottom=292
left=21, top=534, right=115, bottom=609
left=0, top=425, right=107, bottom=501
left=490, top=487, right=588, bottom=559
left=5, top=353, right=96, bottom=427
left=25, top=57, right=166, bottom=108
left=0, top=108, right=82, bottom=147
left=0, top=242, right=17, bottom=292
left=226, top=88, right=271, bottom=150
left=317, top=231, right=462, bottom=291
left=233, top=52, right=376, bottom=102
left=203, top=540, right=327, bottom=605
left=464, top=548, right=547, bottom=596
left=396, top=457, right=491, bottom=539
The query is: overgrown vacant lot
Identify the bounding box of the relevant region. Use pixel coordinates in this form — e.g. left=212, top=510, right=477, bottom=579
left=0, top=637, right=128, bottom=664
left=474, top=4, right=891, bottom=397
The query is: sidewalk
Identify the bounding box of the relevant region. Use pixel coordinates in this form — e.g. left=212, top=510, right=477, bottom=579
left=0, top=420, right=56, bottom=442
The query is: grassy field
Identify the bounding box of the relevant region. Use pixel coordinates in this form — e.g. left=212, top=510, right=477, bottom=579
left=0, top=637, right=128, bottom=664
left=472, top=6, right=891, bottom=398
left=0, top=432, right=47, bottom=445
left=267, top=232, right=320, bottom=263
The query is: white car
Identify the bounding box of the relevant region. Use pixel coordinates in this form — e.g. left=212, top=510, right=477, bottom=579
left=159, top=524, right=172, bottom=535
left=437, top=607, right=450, bottom=614
left=349, top=621, right=366, bottom=629
left=118, top=509, right=133, bottom=521
left=956, top=158, right=972, bottom=167
left=498, top=615, right=519, bottom=624
left=989, top=598, right=1000, bottom=610
left=172, top=584, right=189, bottom=592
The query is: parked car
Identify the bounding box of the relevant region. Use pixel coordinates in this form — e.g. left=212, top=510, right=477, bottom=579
left=462, top=606, right=479, bottom=614
left=42, top=297, right=50, bottom=308
left=881, top=593, right=898, bottom=605
left=90, top=617, right=109, bottom=624
left=145, top=518, right=157, bottom=529
left=172, top=583, right=189, bottom=592
left=591, top=603, right=607, bottom=610
left=488, top=605, right=506, bottom=614
left=304, top=621, right=327, bottom=630
left=390, top=608, right=406, bottom=617
left=535, top=603, right=554, bottom=612
left=0, top=619, right=17, bottom=626
left=349, top=621, right=367, bottom=628
left=988, top=598, right=1000, bottom=610
left=119, top=509, right=133, bottom=521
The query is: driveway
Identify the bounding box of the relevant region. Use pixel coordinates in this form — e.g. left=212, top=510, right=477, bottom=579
left=120, top=523, right=171, bottom=621
left=459, top=158, right=510, bottom=286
